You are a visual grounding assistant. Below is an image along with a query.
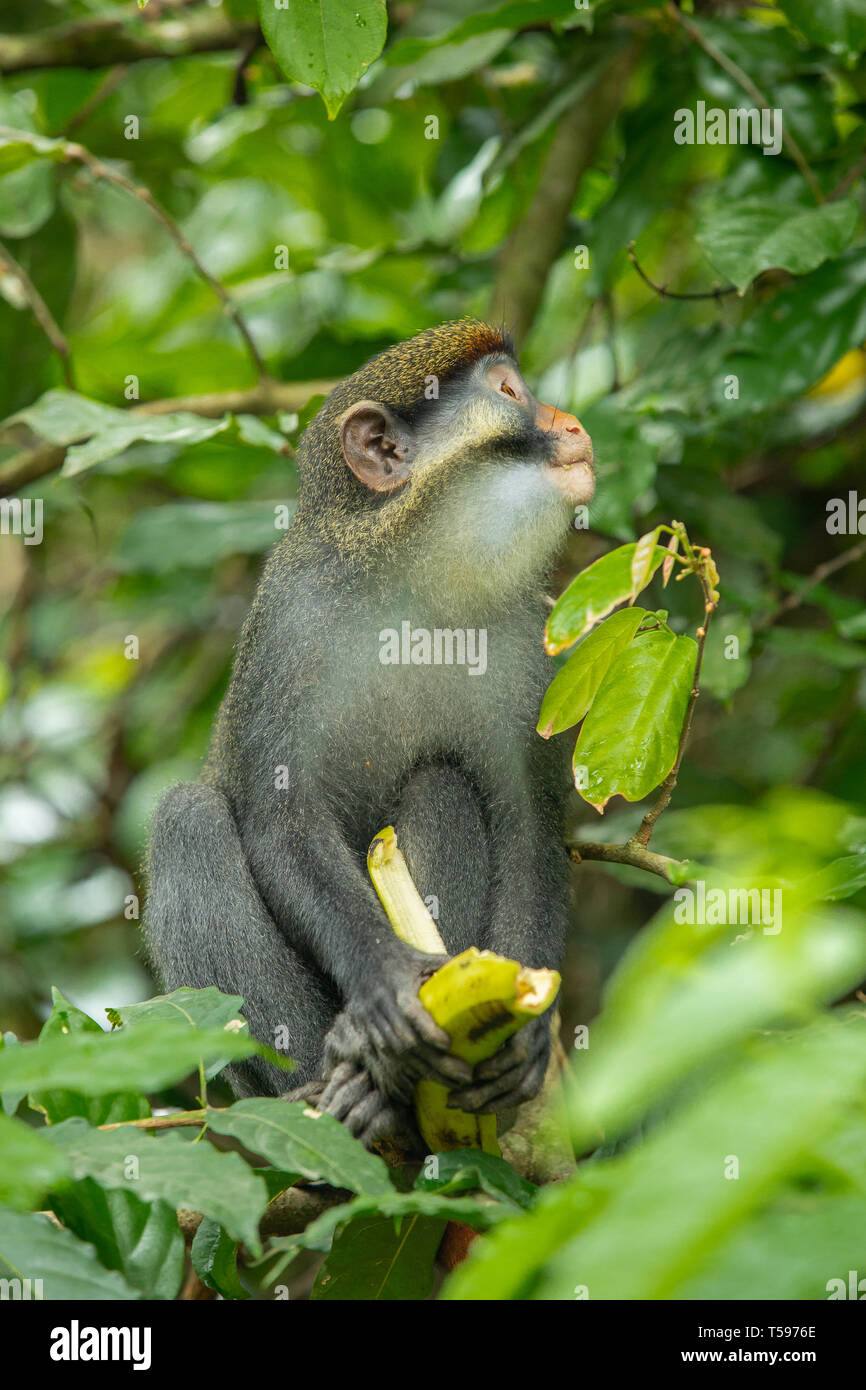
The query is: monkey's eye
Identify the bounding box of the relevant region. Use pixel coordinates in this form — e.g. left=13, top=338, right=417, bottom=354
left=500, top=381, right=518, bottom=400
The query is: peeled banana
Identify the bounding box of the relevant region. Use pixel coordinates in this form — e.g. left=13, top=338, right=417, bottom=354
left=367, top=826, right=560, bottom=1154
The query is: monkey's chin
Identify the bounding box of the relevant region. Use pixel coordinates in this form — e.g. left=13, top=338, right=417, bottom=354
left=545, top=460, right=595, bottom=504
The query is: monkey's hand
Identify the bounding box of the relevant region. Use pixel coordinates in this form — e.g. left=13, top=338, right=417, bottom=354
left=445, top=1013, right=551, bottom=1114
left=325, top=951, right=472, bottom=1104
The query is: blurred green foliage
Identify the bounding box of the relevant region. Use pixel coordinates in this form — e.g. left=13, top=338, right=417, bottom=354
left=0, top=0, right=865, bottom=1300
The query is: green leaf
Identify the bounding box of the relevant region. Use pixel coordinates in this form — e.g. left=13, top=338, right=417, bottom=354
left=4, top=388, right=120, bottom=445
left=264, top=1188, right=509, bottom=1278
left=0, top=1033, right=25, bottom=1117
left=62, top=412, right=231, bottom=476
left=0, top=1210, right=141, bottom=1300
left=115, top=501, right=285, bottom=573
left=258, top=0, right=388, bottom=119
left=779, top=0, right=866, bottom=56
left=30, top=989, right=150, bottom=1127
left=383, top=0, right=580, bottom=67
left=0, top=112, right=58, bottom=236
left=415, top=1149, right=536, bottom=1212
left=630, top=528, right=662, bottom=596
left=537, top=1023, right=866, bottom=1300
left=697, top=198, right=859, bottom=293
left=570, top=910, right=866, bottom=1149
left=312, top=1212, right=445, bottom=1300
left=107, top=986, right=246, bottom=1032
left=545, top=544, right=666, bottom=654
left=50, top=1186, right=184, bottom=1301
left=0, top=1020, right=262, bottom=1097
left=191, top=1217, right=247, bottom=1299
left=207, top=1099, right=392, bottom=1196
left=0, top=1112, right=69, bottom=1210
left=447, top=1021, right=866, bottom=1300
left=806, top=851, right=866, bottom=901
left=537, top=607, right=647, bottom=737
left=677, top=1194, right=866, bottom=1300
left=108, top=987, right=252, bottom=1083
left=43, top=1118, right=268, bottom=1255
left=722, top=246, right=866, bottom=409
left=573, top=628, right=696, bottom=811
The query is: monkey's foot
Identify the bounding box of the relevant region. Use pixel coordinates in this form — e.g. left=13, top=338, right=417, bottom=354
left=316, top=1060, right=424, bottom=1157
left=280, top=1079, right=328, bottom=1107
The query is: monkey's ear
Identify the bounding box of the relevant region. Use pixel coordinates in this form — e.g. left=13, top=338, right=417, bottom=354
left=339, top=400, right=415, bottom=492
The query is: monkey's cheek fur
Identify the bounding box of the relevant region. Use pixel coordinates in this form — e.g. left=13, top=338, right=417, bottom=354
left=545, top=458, right=596, bottom=504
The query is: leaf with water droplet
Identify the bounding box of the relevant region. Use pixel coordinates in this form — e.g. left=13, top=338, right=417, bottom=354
left=573, top=628, right=697, bottom=812
left=258, top=0, right=387, bottom=119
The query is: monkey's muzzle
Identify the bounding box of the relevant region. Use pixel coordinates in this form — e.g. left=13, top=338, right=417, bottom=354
left=536, top=399, right=595, bottom=503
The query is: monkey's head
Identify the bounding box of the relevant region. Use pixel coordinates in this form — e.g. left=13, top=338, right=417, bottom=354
left=297, top=320, right=594, bottom=592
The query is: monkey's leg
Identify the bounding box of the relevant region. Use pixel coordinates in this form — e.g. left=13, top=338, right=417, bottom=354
left=144, top=782, right=339, bottom=1097
left=391, top=763, right=491, bottom=956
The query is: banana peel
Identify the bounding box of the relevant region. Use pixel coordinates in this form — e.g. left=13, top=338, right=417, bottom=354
left=367, top=826, right=560, bottom=1154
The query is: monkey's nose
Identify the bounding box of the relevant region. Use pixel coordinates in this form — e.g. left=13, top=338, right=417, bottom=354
left=536, top=400, right=593, bottom=467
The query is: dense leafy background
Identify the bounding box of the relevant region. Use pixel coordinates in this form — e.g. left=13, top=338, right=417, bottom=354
left=0, top=0, right=865, bottom=1301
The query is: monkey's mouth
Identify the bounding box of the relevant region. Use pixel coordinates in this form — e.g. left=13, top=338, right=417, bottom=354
left=545, top=448, right=595, bottom=503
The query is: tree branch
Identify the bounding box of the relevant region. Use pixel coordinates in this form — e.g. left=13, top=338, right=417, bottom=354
left=667, top=2, right=823, bottom=203
left=0, top=127, right=267, bottom=380
left=568, top=839, right=682, bottom=882
left=0, top=379, right=336, bottom=495
left=177, top=1184, right=352, bottom=1245
left=490, top=41, right=642, bottom=346
left=0, top=239, right=75, bottom=386
left=0, top=5, right=259, bottom=76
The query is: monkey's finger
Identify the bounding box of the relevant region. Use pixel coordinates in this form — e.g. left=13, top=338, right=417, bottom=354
left=472, top=1036, right=528, bottom=1081
left=318, top=1062, right=370, bottom=1116
left=412, top=1044, right=472, bottom=1086
left=462, top=1055, right=549, bottom=1114
left=446, top=1062, right=529, bottom=1113
left=360, top=1105, right=416, bottom=1150
left=401, top=997, right=451, bottom=1050
left=343, top=1089, right=388, bottom=1138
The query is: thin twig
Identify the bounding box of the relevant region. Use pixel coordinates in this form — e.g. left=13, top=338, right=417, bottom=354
left=753, top=538, right=866, bottom=633
left=828, top=148, right=866, bottom=203
left=0, top=239, right=74, bottom=386
left=0, top=126, right=267, bottom=380
left=568, top=839, right=682, bottom=882
left=61, top=64, right=128, bottom=135
left=667, top=2, right=824, bottom=203
left=100, top=1110, right=208, bottom=1131
left=628, top=241, right=737, bottom=301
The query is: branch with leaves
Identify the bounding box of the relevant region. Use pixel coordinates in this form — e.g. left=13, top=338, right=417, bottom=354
left=0, top=3, right=259, bottom=75
left=539, top=522, right=719, bottom=876
left=0, top=127, right=268, bottom=380
left=0, top=379, right=336, bottom=495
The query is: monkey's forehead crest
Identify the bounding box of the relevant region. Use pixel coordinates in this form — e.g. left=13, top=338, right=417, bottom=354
left=312, top=319, right=512, bottom=423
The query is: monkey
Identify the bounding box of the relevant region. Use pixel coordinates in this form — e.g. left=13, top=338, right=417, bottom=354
left=143, top=319, right=594, bottom=1150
